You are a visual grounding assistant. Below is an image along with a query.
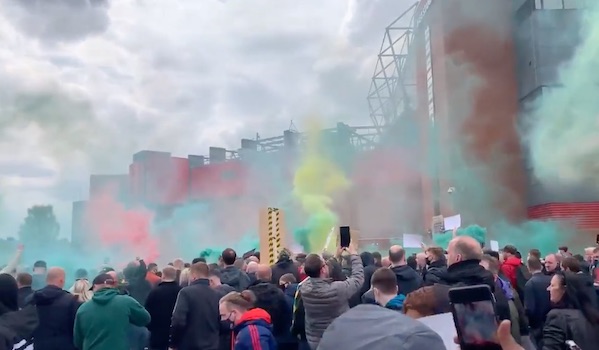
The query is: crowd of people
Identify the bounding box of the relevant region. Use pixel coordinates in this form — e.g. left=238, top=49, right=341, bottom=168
left=0, top=237, right=599, bottom=350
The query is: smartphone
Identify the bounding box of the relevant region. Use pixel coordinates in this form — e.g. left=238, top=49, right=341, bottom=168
left=339, top=226, right=351, bottom=248
left=449, top=285, right=501, bottom=350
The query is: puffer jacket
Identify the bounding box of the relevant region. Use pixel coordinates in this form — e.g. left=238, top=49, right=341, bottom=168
left=299, top=254, right=363, bottom=349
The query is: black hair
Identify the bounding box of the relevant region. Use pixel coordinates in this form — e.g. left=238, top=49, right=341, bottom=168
left=221, top=248, right=237, bottom=266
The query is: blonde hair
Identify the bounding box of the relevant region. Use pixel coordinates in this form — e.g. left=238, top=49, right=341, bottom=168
left=220, top=290, right=256, bottom=311
left=179, top=268, right=191, bottom=287
left=72, top=279, right=93, bottom=302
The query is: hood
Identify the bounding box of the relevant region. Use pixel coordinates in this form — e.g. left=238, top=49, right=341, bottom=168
left=445, top=260, right=495, bottom=291
left=504, top=256, right=521, bottom=267
left=275, top=257, right=294, bottom=268
left=390, top=265, right=419, bottom=282
left=33, top=285, right=69, bottom=306
left=249, top=281, right=281, bottom=299
left=91, top=288, right=120, bottom=305
left=360, top=252, right=375, bottom=267
left=221, top=266, right=244, bottom=285
left=385, top=294, right=405, bottom=310
left=235, top=308, right=272, bottom=330
left=497, top=278, right=514, bottom=300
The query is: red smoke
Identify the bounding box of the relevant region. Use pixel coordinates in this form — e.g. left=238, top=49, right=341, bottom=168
left=84, top=190, right=159, bottom=262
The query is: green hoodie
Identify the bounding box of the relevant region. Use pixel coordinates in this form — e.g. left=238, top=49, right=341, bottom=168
left=74, top=287, right=150, bottom=350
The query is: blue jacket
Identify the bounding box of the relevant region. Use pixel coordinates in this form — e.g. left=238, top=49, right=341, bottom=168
left=233, top=308, right=277, bottom=350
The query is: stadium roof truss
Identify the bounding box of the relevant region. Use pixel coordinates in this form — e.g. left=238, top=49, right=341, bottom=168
left=367, top=1, right=419, bottom=133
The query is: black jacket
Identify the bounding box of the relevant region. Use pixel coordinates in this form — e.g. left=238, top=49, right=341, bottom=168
left=248, top=280, right=294, bottom=345
left=423, top=259, right=447, bottom=286
left=439, top=259, right=496, bottom=291
left=0, top=305, right=38, bottom=350
left=349, top=254, right=377, bottom=307
left=271, top=258, right=300, bottom=286
left=17, top=287, right=33, bottom=310
left=214, top=284, right=236, bottom=299
left=123, top=260, right=152, bottom=305
left=524, top=272, right=552, bottom=330
left=171, top=279, right=221, bottom=350
left=145, top=281, right=181, bottom=349
left=29, top=285, right=81, bottom=350
left=220, top=266, right=250, bottom=292
left=390, top=264, right=423, bottom=295
left=542, top=308, right=599, bottom=350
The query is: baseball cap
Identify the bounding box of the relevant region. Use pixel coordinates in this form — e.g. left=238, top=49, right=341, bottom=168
left=90, top=273, right=116, bottom=291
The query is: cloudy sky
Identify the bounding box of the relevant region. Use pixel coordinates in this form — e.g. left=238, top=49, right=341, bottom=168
left=0, top=0, right=413, bottom=238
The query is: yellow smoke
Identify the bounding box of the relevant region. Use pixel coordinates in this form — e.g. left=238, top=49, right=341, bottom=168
left=293, top=121, right=350, bottom=252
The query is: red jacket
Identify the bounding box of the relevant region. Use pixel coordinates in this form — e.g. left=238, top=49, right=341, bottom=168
left=500, top=257, right=521, bottom=288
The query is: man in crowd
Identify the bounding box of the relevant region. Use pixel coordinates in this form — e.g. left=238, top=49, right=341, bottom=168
left=248, top=264, right=295, bottom=350
left=145, top=266, right=181, bottom=350
left=422, top=246, right=447, bottom=286
left=300, top=244, right=364, bottom=349
left=371, top=267, right=405, bottom=310
left=123, top=258, right=152, bottom=304
left=561, top=256, right=598, bottom=307
left=29, top=267, right=81, bottom=350
left=441, top=236, right=495, bottom=289
left=500, top=245, right=521, bottom=288
left=74, top=273, right=150, bottom=350
left=220, top=248, right=251, bottom=291
left=170, top=262, right=221, bottom=350
left=544, top=254, right=560, bottom=275
left=32, top=260, right=47, bottom=291
left=16, top=273, right=33, bottom=309
left=145, top=263, right=161, bottom=287
left=208, top=266, right=236, bottom=298
left=246, top=261, right=259, bottom=284
left=271, top=249, right=300, bottom=285
left=524, top=256, right=551, bottom=347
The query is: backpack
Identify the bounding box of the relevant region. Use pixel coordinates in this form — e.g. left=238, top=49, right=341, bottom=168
left=515, top=264, right=531, bottom=297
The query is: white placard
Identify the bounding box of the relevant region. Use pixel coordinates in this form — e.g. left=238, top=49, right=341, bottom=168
left=444, top=214, right=461, bottom=230
left=403, top=234, right=423, bottom=248
left=490, top=240, right=500, bottom=251
left=418, top=312, right=456, bottom=350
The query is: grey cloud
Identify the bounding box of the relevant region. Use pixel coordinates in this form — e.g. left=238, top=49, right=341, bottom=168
left=3, top=0, right=110, bottom=42
left=0, top=161, right=56, bottom=178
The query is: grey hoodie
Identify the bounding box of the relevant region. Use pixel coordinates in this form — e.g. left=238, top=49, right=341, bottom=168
left=220, top=266, right=250, bottom=292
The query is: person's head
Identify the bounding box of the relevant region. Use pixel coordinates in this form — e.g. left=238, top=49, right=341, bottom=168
left=573, top=254, right=584, bottom=262
left=527, top=256, right=543, bottom=273
left=91, top=273, right=117, bottom=292
left=253, top=252, right=260, bottom=262
left=484, top=249, right=500, bottom=261
left=33, top=260, right=47, bottom=275
left=208, top=266, right=222, bottom=287
left=75, top=268, right=88, bottom=280
left=502, top=245, right=517, bottom=260
left=16, top=273, right=32, bottom=289
left=46, top=267, right=66, bottom=289
left=0, top=274, right=19, bottom=314
left=321, top=251, right=333, bottom=262
left=381, top=256, right=391, bottom=267
left=406, top=255, right=417, bottom=270
left=295, top=253, right=307, bottom=265
left=360, top=252, right=375, bottom=267
left=388, top=245, right=406, bottom=266
left=234, top=258, right=246, bottom=270
left=255, top=264, right=272, bottom=282
left=547, top=271, right=599, bottom=324
left=415, top=253, right=427, bottom=268
left=545, top=254, right=559, bottom=272
left=246, top=256, right=259, bottom=264
left=147, top=263, right=158, bottom=274
left=558, top=246, right=568, bottom=255
left=219, top=290, right=256, bottom=325
left=190, top=262, right=209, bottom=281
left=561, top=256, right=581, bottom=273
left=279, top=273, right=297, bottom=289
left=371, top=268, right=399, bottom=306
left=161, top=266, right=177, bottom=282
left=402, top=285, right=451, bottom=319
left=425, top=247, right=444, bottom=264
left=447, top=236, right=483, bottom=266
left=72, top=279, right=93, bottom=302
left=246, top=261, right=259, bottom=274
left=304, top=254, right=327, bottom=278
left=480, top=255, right=500, bottom=278
left=221, top=248, right=237, bottom=266
left=191, top=257, right=206, bottom=265
left=372, top=252, right=382, bottom=267
left=179, top=268, right=191, bottom=287
left=278, top=248, right=291, bottom=262
left=528, top=249, right=541, bottom=260
left=584, top=247, right=595, bottom=262
left=106, top=270, right=118, bottom=281
left=326, top=258, right=346, bottom=281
